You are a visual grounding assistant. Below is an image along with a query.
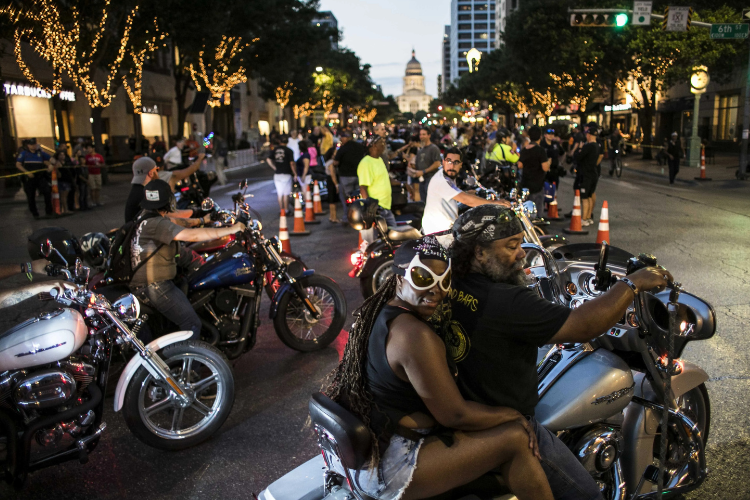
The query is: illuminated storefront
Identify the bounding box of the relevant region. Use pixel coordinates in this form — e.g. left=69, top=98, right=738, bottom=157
left=3, top=81, right=76, bottom=150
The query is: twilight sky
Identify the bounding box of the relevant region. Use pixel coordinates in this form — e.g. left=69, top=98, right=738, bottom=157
left=318, top=0, right=451, bottom=99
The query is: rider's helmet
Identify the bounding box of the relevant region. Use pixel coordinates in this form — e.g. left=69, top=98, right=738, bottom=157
left=80, top=232, right=111, bottom=268
left=141, top=179, right=176, bottom=213
left=347, top=198, right=380, bottom=230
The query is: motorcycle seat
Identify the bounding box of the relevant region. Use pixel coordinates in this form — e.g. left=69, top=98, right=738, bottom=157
left=309, top=392, right=371, bottom=470
left=387, top=226, right=422, bottom=242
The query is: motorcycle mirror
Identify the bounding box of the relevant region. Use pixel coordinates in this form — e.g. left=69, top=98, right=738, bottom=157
left=41, top=239, right=53, bottom=258
left=201, top=198, right=215, bottom=212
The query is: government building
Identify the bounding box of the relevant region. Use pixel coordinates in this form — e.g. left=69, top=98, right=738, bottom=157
left=397, top=50, right=432, bottom=114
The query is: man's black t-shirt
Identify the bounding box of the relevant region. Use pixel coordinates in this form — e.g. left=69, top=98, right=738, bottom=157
left=125, top=184, right=145, bottom=222
left=272, top=146, right=295, bottom=175
left=575, top=142, right=601, bottom=177
left=446, top=273, right=570, bottom=416
left=519, top=144, right=549, bottom=194
left=334, top=141, right=366, bottom=177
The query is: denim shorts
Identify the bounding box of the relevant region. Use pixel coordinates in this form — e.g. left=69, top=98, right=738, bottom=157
left=333, top=430, right=430, bottom=500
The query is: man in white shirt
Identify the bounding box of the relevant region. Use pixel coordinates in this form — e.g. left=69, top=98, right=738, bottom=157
left=422, top=148, right=510, bottom=247
left=163, top=138, right=185, bottom=170
left=287, top=130, right=301, bottom=161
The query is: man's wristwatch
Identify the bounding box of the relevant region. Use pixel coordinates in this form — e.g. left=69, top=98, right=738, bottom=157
left=619, top=277, right=639, bottom=296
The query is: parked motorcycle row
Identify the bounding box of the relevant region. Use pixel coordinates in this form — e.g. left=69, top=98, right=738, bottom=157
left=0, top=179, right=347, bottom=487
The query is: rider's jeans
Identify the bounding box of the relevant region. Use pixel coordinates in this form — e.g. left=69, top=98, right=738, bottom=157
left=531, top=417, right=604, bottom=500
left=134, top=280, right=202, bottom=341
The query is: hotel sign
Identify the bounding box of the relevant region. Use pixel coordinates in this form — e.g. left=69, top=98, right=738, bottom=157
left=3, top=82, right=76, bottom=102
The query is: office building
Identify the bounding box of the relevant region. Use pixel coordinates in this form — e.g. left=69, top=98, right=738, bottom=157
left=312, top=11, right=338, bottom=50
left=442, top=26, right=451, bottom=88
left=450, top=0, right=497, bottom=84
left=495, top=0, right=519, bottom=47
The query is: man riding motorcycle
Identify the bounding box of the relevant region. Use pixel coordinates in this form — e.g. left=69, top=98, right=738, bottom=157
left=444, top=204, right=672, bottom=500
left=128, top=180, right=245, bottom=340
left=422, top=147, right=509, bottom=247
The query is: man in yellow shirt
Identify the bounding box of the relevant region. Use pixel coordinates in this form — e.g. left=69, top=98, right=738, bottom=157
left=358, top=135, right=398, bottom=242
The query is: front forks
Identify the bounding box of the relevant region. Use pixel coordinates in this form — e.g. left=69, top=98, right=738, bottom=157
left=106, top=312, right=192, bottom=405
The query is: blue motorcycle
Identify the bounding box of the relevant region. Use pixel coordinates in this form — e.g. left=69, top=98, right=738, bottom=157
left=98, top=182, right=347, bottom=360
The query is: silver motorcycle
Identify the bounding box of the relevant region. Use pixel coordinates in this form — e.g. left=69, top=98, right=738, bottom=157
left=0, top=244, right=235, bottom=487
left=259, top=242, right=714, bottom=500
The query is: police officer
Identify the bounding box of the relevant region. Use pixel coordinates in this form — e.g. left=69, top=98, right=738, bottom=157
left=16, top=138, right=54, bottom=219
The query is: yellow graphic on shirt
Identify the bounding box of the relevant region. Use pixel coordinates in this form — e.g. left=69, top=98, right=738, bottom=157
left=449, top=289, right=478, bottom=312
left=443, top=320, right=470, bottom=362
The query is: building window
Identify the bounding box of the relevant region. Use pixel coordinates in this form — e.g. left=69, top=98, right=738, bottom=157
left=458, top=23, right=472, bottom=30
left=477, top=32, right=488, bottom=39
left=459, top=69, right=469, bottom=75
left=474, top=13, right=488, bottom=19
left=490, top=41, right=496, bottom=48
left=490, top=23, right=496, bottom=29
left=475, top=23, right=488, bottom=29
left=511, top=0, right=517, bottom=8
left=475, top=4, right=488, bottom=11
left=458, top=5, right=471, bottom=10
left=460, top=51, right=468, bottom=57
left=458, top=42, right=472, bottom=48
left=490, top=32, right=495, bottom=38
left=458, top=14, right=471, bottom=20
left=458, top=61, right=469, bottom=68
left=458, top=33, right=472, bottom=39
left=718, top=94, right=739, bottom=141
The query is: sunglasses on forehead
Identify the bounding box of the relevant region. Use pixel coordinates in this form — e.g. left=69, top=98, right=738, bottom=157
left=402, top=254, right=452, bottom=292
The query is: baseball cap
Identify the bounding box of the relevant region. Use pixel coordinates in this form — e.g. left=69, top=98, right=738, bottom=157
left=141, top=179, right=175, bottom=211
left=132, top=156, right=157, bottom=184
left=488, top=131, right=497, bottom=141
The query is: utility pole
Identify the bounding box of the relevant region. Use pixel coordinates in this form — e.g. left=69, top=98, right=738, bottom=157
left=740, top=43, right=750, bottom=180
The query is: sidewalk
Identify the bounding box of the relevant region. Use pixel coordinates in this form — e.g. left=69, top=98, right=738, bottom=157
left=619, top=149, right=739, bottom=185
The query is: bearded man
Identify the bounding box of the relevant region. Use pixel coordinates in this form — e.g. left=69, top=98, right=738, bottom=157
left=445, top=204, right=671, bottom=500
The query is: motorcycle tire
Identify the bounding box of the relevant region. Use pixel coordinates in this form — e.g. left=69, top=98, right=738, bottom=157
left=361, top=258, right=395, bottom=299
left=274, top=275, right=346, bottom=352
left=122, top=340, right=235, bottom=451
left=675, top=383, right=711, bottom=444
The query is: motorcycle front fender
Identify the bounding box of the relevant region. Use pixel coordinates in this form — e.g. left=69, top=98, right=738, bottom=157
left=269, top=270, right=316, bottom=320
left=113, top=330, right=194, bottom=412
left=258, top=455, right=326, bottom=500
left=358, top=240, right=394, bottom=279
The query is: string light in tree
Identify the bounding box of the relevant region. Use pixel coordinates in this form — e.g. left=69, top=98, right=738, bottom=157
left=123, top=20, right=168, bottom=113
left=293, top=102, right=312, bottom=120
left=188, top=36, right=255, bottom=107
left=275, top=82, right=293, bottom=110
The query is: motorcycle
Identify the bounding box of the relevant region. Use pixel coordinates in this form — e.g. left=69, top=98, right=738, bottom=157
left=0, top=243, right=235, bottom=487
left=96, top=181, right=347, bottom=358
left=260, top=241, right=714, bottom=500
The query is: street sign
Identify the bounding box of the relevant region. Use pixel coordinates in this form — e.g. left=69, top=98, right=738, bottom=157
left=632, top=1, right=652, bottom=25
left=742, top=8, right=750, bottom=23
left=665, top=6, right=691, bottom=31
left=710, top=23, right=750, bottom=39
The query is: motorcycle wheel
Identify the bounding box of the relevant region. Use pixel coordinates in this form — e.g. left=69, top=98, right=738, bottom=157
left=122, top=340, right=235, bottom=451
left=675, top=383, right=710, bottom=443
left=361, top=258, right=394, bottom=299
left=274, top=275, right=346, bottom=352
left=615, top=157, right=623, bottom=178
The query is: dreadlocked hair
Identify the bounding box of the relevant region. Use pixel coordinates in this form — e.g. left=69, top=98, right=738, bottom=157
left=449, top=237, right=491, bottom=278
left=322, top=274, right=399, bottom=469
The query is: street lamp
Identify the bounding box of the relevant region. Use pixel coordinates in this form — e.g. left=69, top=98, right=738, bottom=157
left=315, top=66, right=323, bottom=72
left=466, top=48, right=482, bottom=73
left=689, top=66, right=709, bottom=168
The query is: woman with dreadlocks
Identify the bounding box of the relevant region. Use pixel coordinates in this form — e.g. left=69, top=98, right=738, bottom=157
left=324, top=236, right=553, bottom=500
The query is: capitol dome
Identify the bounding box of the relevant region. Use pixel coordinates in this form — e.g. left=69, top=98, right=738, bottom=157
left=406, top=50, right=422, bottom=76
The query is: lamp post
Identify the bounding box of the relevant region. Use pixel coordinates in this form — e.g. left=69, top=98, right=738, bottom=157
left=689, top=67, right=709, bottom=168
left=466, top=48, right=482, bottom=73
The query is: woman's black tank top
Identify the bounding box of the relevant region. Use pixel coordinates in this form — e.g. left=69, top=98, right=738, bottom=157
left=366, top=304, right=431, bottom=439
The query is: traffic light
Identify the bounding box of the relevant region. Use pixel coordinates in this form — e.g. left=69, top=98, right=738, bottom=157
left=570, top=13, right=629, bottom=28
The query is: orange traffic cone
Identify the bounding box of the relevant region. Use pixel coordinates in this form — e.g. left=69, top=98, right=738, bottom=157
left=304, top=186, right=320, bottom=224
left=313, top=181, right=326, bottom=214
left=290, top=195, right=310, bottom=236
left=596, top=201, right=610, bottom=244
left=563, top=190, right=589, bottom=235
left=279, top=209, right=292, bottom=252
left=695, top=145, right=712, bottom=181
left=50, top=167, right=61, bottom=216
left=547, top=183, right=563, bottom=221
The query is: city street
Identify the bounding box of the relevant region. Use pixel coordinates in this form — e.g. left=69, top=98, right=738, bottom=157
left=0, top=161, right=748, bottom=499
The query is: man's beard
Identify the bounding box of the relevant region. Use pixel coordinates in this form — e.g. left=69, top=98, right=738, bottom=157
left=444, top=169, right=458, bottom=179
left=480, top=258, right=531, bottom=286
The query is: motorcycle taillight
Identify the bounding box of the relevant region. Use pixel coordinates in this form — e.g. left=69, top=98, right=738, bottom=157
left=351, top=251, right=363, bottom=266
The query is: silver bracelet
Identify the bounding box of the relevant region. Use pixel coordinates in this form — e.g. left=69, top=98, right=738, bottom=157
left=619, top=277, right=639, bottom=296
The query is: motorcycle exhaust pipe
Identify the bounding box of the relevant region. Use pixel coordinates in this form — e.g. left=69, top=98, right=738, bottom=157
left=199, top=317, right=221, bottom=346
left=224, top=302, right=253, bottom=360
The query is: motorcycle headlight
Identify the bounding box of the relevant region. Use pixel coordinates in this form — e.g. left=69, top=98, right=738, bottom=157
left=113, top=294, right=140, bottom=322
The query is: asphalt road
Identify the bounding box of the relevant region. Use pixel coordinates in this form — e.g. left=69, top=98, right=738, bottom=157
left=0, top=163, right=748, bottom=499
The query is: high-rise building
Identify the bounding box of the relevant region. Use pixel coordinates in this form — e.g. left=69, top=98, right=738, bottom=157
left=495, top=0, right=519, bottom=47
left=442, top=26, right=451, bottom=87
left=312, top=11, right=339, bottom=50
left=449, top=0, right=497, bottom=85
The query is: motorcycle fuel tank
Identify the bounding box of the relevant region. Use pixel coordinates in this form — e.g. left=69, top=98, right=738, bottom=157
left=0, top=309, right=88, bottom=371
left=536, top=349, right=635, bottom=432
left=188, top=251, right=256, bottom=292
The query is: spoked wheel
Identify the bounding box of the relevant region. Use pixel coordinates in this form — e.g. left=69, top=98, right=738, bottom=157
left=615, top=157, right=623, bottom=178
left=274, top=275, right=346, bottom=352
left=123, top=341, right=234, bottom=451
left=361, top=258, right=394, bottom=299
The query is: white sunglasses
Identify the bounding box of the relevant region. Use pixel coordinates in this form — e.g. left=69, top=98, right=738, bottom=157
left=402, top=254, right=452, bottom=292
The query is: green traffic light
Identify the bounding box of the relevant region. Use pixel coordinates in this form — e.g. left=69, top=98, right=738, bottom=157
left=615, top=13, right=628, bottom=27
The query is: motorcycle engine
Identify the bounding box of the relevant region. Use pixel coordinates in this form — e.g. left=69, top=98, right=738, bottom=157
left=573, top=425, right=624, bottom=474
left=13, top=369, right=76, bottom=410
left=212, top=290, right=242, bottom=341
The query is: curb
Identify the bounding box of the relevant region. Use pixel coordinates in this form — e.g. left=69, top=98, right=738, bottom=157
left=621, top=166, right=700, bottom=187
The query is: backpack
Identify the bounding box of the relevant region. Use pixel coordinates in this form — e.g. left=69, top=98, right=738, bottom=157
left=105, top=213, right=163, bottom=283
